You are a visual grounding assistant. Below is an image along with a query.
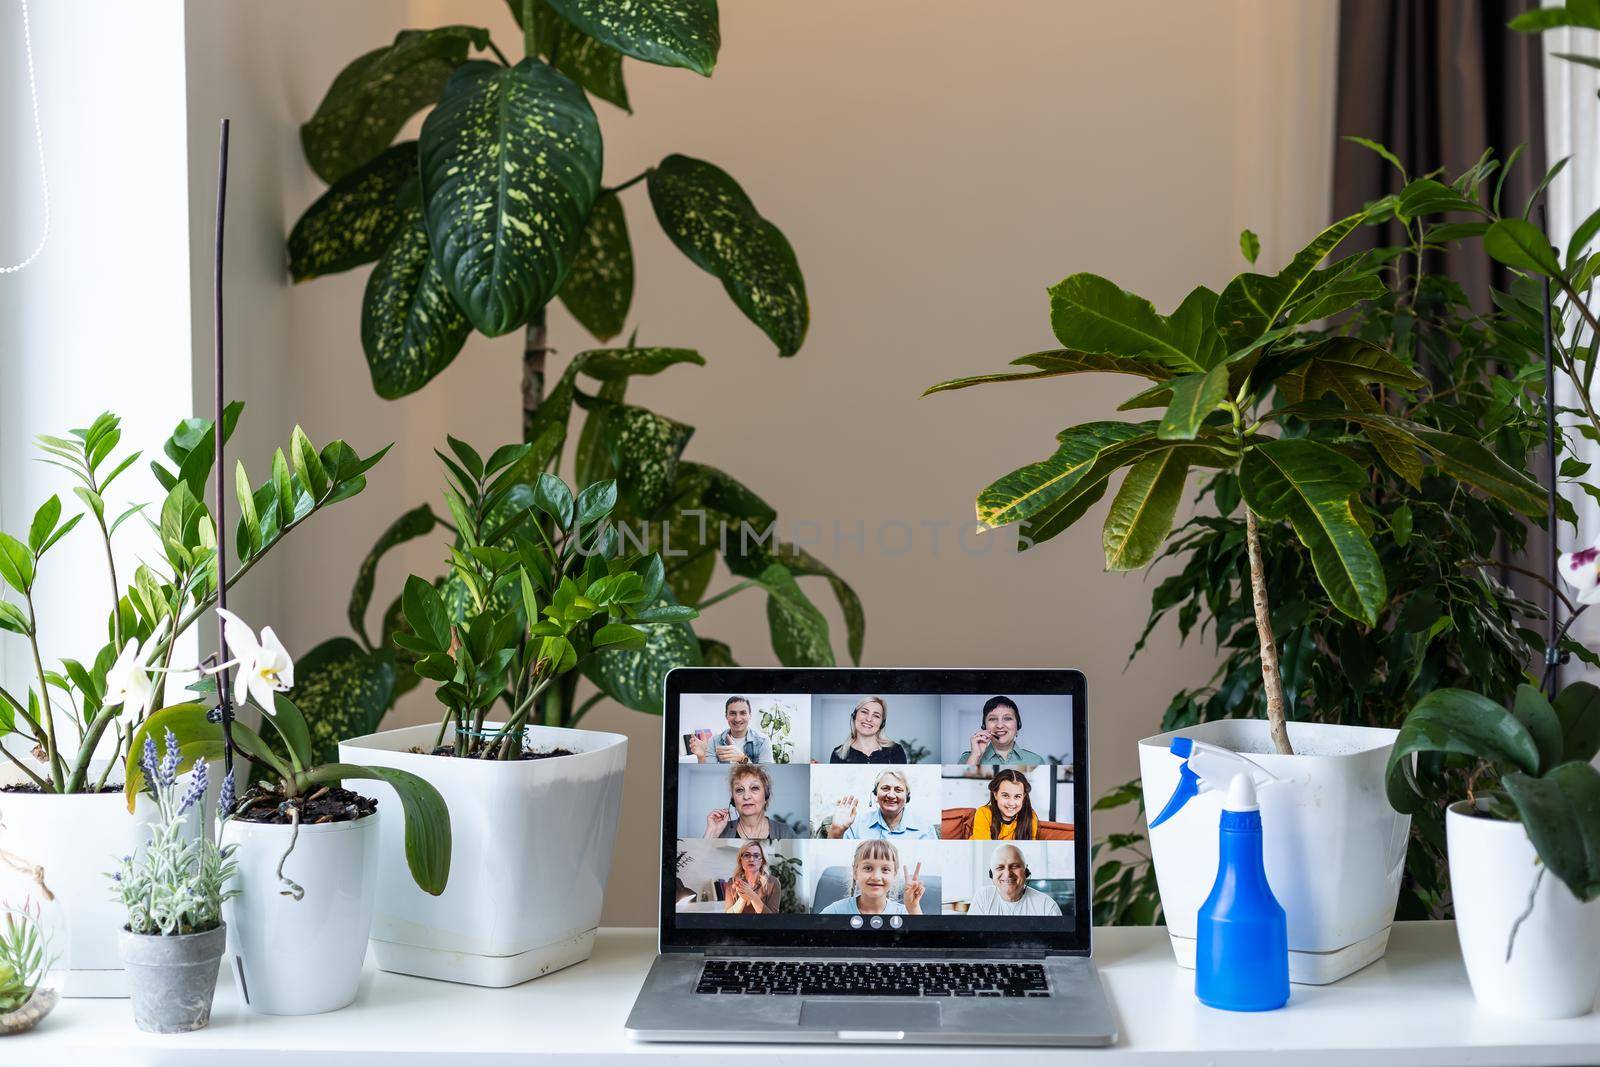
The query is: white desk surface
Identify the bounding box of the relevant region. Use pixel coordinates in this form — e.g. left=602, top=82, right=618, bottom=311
left=11, top=922, right=1598, bottom=1065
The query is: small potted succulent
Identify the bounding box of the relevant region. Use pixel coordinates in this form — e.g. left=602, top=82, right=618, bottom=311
left=0, top=900, right=61, bottom=1036
left=109, top=733, right=236, bottom=1033
left=340, top=444, right=693, bottom=987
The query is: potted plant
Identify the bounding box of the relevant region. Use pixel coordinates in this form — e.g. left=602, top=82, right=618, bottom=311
left=0, top=411, right=382, bottom=995
left=284, top=4, right=864, bottom=752
left=340, top=443, right=690, bottom=986
left=926, top=210, right=1548, bottom=982
left=127, top=641, right=451, bottom=1017
left=109, top=734, right=236, bottom=1033
left=0, top=884, right=61, bottom=1035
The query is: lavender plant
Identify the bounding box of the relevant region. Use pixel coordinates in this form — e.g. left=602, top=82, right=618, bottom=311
left=109, top=732, right=237, bottom=936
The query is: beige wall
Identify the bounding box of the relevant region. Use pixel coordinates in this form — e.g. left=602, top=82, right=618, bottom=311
left=178, top=0, right=1338, bottom=924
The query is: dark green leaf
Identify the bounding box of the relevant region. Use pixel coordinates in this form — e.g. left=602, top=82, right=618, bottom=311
left=264, top=692, right=316, bottom=772
left=1385, top=688, right=1540, bottom=814
left=313, top=763, right=451, bottom=894
left=361, top=188, right=473, bottom=399
left=543, top=0, right=720, bottom=76
left=1483, top=217, right=1563, bottom=278
left=583, top=588, right=701, bottom=712
left=420, top=58, right=602, bottom=336
left=924, top=348, right=1173, bottom=396
left=601, top=403, right=694, bottom=515
left=1157, top=364, right=1228, bottom=440
left=288, top=142, right=417, bottom=281
left=559, top=192, right=633, bottom=340
left=752, top=563, right=833, bottom=666
left=574, top=345, right=704, bottom=380
left=1512, top=684, right=1564, bottom=776
left=976, top=422, right=1153, bottom=528
left=301, top=27, right=488, bottom=184
left=123, top=703, right=223, bottom=811
left=1505, top=762, right=1600, bottom=902
left=1554, top=681, right=1600, bottom=764
left=648, top=154, right=808, bottom=356
left=1239, top=438, right=1385, bottom=625
left=1215, top=211, right=1367, bottom=345
left=1048, top=277, right=1222, bottom=372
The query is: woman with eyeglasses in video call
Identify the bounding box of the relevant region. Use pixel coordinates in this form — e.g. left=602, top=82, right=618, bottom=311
left=817, top=840, right=926, bottom=916
left=723, top=840, right=781, bottom=915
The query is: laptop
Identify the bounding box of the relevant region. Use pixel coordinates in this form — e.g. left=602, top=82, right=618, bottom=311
left=626, top=667, right=1117, bottom=1046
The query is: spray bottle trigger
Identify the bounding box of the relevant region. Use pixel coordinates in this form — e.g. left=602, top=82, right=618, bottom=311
left=1149, top=760, right=1200, bottom=828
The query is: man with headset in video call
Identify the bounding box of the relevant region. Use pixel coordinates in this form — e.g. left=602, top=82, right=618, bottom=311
left=968, top=844, right=1063, bottom=916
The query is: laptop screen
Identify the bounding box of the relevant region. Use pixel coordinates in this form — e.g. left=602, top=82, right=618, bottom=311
left=659, top=668, right=1091, bottom=954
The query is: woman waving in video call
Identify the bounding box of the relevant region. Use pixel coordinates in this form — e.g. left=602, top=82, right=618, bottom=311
left=829, top=696, right=909, bottom=764
left=818, top=840, right=926, bottom=916
left=723, top=840, right=782, bottom=915
left=970, top=768, right=1039, bottom=840
left=704, top=765, right=803, bottom=840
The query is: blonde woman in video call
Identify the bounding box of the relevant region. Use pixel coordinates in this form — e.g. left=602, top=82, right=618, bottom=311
left=829, top=695, right=909, bottom=764
left=704, top=764, right=803, bottom=840
left=968, top=844, right=1062, bottom=916
left=818, top=840, right=927, bottom=916
left=723, top=840, right=781, bottom=915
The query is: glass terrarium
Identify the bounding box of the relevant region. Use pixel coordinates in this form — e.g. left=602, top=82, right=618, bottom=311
left=0, top=847, right=67, bottom=1035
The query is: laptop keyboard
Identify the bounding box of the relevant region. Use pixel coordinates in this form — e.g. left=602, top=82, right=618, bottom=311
left=695, top=959, right=1050, bottom=998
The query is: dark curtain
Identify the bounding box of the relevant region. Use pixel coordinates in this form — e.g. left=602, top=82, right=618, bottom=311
left=1333, top=0, right=1556, bottom=653
left=1332, top=0, right=1547, bottom=308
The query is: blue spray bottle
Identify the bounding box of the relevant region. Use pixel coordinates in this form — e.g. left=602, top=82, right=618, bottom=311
left=1150, top=737, right=1288, bottom=1011
left=1193, top=773, right=1289, bottom=1011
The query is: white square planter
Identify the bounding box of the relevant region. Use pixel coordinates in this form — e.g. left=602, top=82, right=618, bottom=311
left=1139, top=719, right=1409, bottom=984
left=338, top=722, right=627, bottom=988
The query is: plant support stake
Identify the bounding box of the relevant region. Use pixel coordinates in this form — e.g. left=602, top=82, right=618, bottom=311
left=213, top=118, right=237, bottom=775
left=1541, top=205, right=1562, bottom=699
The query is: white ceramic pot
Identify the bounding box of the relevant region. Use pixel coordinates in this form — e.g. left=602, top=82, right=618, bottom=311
left=220, top=811, right=378, bottom=1015
left=1139, top=719, right=1409, bottom=984
left=0, top=761, right=226, bottom=998
left=339, top=722, right=627, bottom=987
left=1448, top=800, right=1600, bottom=1019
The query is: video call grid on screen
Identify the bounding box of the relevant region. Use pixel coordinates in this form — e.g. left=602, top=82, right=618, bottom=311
left=659, top=668, right=1091, bottom=953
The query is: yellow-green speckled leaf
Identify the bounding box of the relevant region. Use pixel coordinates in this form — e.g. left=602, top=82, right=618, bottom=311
left=289, top=638, right=398, bottom=764
left=544, top=0, right=719, bottom=77
left=361, top=191, right=473, bottom=399
left=301, top=27, right=488, bottom=185
left=559, top=193, right=634, bottom=340
left=647, top=154, right=808, bottom=356
left=288, top=142, right=417, bottom=282
left=419, top=58, right=602, bottom=337
left=599, top=402, right=695, bottom=515
left=583, top=589, right=702, bottom=713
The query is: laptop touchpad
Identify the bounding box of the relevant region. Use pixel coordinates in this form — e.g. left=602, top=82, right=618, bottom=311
left=799, top=1001, right=941, bottom=1034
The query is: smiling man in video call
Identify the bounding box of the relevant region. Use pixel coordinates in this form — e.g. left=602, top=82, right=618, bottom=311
left=968, top=844, right=1062, bottom=916
left=962, top=695, right=1044, bottom=767
left=825, top=769, right=936, bottom=840
left=691, top=695, right=773, bottom=764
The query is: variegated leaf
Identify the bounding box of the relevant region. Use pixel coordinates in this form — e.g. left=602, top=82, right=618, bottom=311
left=544, top=0, right=720, bottom=76
left=419, top=58, right=602, bottom=336
left=361, top=192, right=472, bottom=399
left=559, top=193, right=634, bottom=340
left=288, top=142, right=418, bottom=281
left=648, top=154, right=808, bottom=356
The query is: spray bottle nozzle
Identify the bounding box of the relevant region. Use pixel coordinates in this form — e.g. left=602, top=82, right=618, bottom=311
left=1148, top=737, right=1277, bottom=829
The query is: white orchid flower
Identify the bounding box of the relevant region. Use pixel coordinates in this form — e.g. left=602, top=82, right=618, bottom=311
left=215, top=608, right=294, bottom=714
left=104, top=635, right=157, bottom=719
left=1559, top=545, right=1600, bottom=605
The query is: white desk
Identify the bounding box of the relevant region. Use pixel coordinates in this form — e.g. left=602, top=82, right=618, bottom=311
left=11, top=922, right=1598, bottom=1065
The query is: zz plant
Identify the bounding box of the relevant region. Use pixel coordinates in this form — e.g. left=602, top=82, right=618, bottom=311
left=927, top=211, right=1550, bottom=756
left=394, top=441, right=696, bottom=756
left=287, top=2, right=862, bottom=749
left=0, top=411, right=382, bottom=793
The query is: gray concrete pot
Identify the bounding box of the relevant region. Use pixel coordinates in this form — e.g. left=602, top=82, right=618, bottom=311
left=117, top=923, right=226, bottom=1033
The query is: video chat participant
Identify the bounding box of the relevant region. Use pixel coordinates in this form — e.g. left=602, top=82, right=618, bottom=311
left=818, top=840, right=927, bottom=916
left=967, top=844, right=1062, bottom=916
left=828, top=696, right=909, bottom=763
left=723, top=840, right=782, bottom=915
left=690, top=695, right=773, bottom=764
left=825, top=769, right=936, bottom=840
left=704, top=765, right=803, bottom=840
left=970, top=768, right=1039, bottom=840
left=961, top=695, right=1044, bottom=766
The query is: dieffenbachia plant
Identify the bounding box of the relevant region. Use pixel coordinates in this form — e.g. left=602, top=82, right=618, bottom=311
left=286, top=3, right=863, bottom=747
left=926, top=212, right=1549, bottom=756
left=0, top=412, right=384, bottom=794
